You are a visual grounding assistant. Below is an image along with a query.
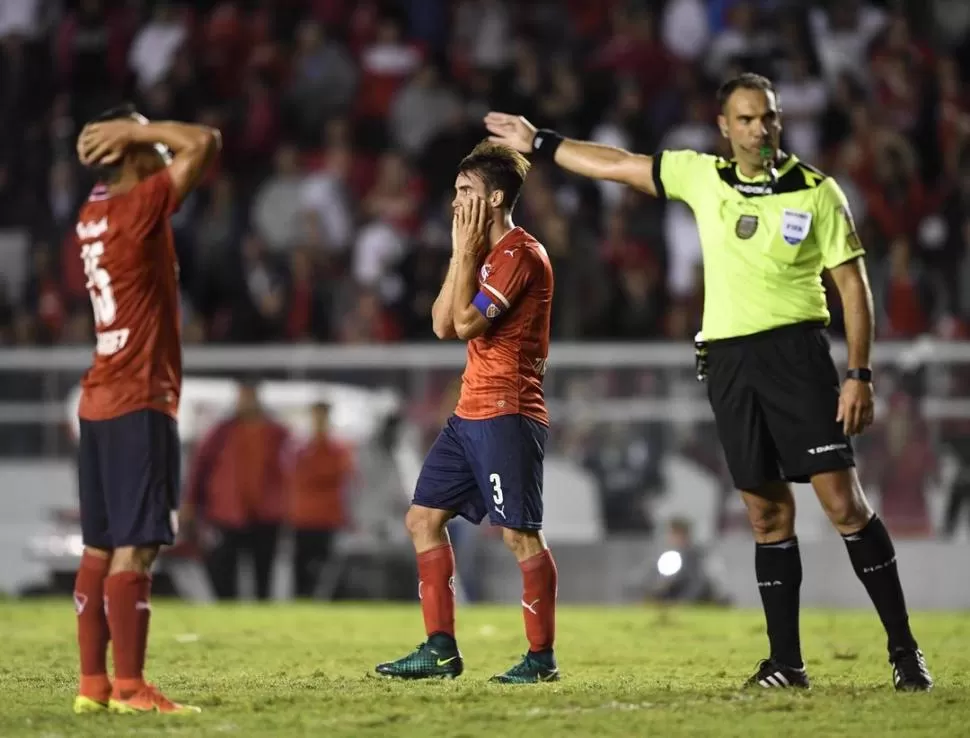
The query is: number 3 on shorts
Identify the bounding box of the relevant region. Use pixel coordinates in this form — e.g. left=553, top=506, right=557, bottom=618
left=489, top=473, right=504, bottom=505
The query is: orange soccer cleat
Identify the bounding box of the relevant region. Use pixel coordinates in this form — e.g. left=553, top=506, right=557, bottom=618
left=108, top=684, right=201, bottom=715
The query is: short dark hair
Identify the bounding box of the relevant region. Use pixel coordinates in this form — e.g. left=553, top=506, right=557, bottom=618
left=716, top=73, right=776, bottom=109
left=89, top=102, right=140, bottom=124
left=458, top=140, right=531, bottom=210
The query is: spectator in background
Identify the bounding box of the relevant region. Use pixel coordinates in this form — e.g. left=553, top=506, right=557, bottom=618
left=286, top=402, right=355, bottom=598
left=704, top=1, right=774, bottom=80
left=285, top=20, right=358, bottom=144
left=299, top=137, right=354, bottom=255
left=47, top=159, right=78, bottom=236
left=661, top=0, right=710, bottom=65
left=284, top=246, right=332, bottom=341
left=775, top=54, right=828, bottom=163
left=351, top=412, right=409, bottom=542
left=223, top=231, right=286, bottom=342
left=128, top=2, right=186, bottom=93
left=452, top=0, right=511, bottom=72
left=809, top=0, right=887, bottom=86
left=390, top=60, right=461, bottom=158
left=22, top=242, right=65, bottom=344
left=181, top=381, right=290, bottom=600
left=356, top=13, right=422, bottom=138
left=253, top=144, right=306, bottom=251
left=872, top=237, right=935, bottom=339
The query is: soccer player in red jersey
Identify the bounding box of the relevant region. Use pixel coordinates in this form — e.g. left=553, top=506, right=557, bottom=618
left=71, top=104, right=219, bottom=715
left=376, top=141, right=559, bottom=683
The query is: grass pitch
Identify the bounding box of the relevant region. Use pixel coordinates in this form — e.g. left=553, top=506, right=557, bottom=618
left=0, top=600, right=967, bottom=737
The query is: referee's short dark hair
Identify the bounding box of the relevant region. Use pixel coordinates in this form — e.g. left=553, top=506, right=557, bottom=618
left=716, top=73, right=776, bottom=109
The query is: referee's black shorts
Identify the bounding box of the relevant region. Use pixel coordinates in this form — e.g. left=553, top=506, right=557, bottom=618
left=706, top=320, right=855, bottom=491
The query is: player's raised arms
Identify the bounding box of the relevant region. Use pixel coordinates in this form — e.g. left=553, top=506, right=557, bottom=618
left=78, top=119, right=221, bottom=201
left=484, top=112, right=658, bottom=197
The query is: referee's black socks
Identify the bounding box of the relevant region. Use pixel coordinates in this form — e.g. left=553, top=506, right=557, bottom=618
left=755, top=537, right=803, bottom=669
left=842, top=515, right=918, bottom=653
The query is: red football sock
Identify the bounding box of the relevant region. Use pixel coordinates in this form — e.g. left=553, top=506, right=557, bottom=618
left=74, top=552, right=111, bottom=694
left=104, top=571, right=152, bottom=694
left=417, top=544, right=456, bottom=638
left=520, top=549, right=558, bottom=653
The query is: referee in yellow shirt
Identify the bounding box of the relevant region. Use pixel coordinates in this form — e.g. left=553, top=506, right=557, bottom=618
left=485, top=72, right=933, bottom=692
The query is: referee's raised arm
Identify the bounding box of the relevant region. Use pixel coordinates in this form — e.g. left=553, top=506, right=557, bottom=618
left=483, top=112, right=659, bottom=197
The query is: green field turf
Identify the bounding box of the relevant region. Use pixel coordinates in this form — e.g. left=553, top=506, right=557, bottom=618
left=0, top=600, right=966, bottom=737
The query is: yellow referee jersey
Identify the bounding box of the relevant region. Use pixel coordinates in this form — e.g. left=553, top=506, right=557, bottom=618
left=655, top=150, right=865, bottom=341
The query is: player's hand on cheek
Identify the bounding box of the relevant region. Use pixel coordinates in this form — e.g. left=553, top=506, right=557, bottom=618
left=458, top=197, right=487, bottom=256
left=451, top=204, right=460, bottom=253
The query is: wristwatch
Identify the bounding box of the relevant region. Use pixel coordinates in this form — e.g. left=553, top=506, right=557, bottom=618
left=845, top=368, right=872, bottom=382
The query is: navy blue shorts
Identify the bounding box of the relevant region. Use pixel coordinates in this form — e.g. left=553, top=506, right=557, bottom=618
left=78, top=409, right=181, bottom=549
left=413, top=414, right=548, bottom=530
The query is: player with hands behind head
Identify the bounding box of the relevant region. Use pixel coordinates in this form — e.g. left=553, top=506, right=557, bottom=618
left=72, top=104, right=219, bottom=716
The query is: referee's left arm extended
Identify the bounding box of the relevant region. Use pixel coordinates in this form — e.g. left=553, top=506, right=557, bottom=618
left=483, top=112, right=660, bottom=196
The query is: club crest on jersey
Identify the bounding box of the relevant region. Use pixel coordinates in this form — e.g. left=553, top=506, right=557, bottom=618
left=735, top=215, right=759, bottom=239
left=480, top=263, right=493, bottom=282
left=781, top=209, right=812, bottom=245
left=486, top=303, right=500, bottom=319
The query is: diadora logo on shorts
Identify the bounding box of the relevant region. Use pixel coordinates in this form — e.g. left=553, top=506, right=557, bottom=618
left=807, top=443, right=847, bottom=455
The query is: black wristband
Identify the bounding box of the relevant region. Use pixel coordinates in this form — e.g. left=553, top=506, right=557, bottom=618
left=531, top=129, right=563, bottom=162
left=845, top=368, right=872, bottom=382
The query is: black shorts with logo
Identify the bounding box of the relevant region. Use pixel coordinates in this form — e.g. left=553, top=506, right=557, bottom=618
left=706, top=321, right=854, bottom=490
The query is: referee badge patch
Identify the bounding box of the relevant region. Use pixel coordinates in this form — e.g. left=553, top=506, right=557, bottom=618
left=735, top=214, right=759, bottom=239
left=781, top=209, right=812, bottom=245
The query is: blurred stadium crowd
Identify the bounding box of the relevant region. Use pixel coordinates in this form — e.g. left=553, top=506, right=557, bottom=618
left=2, top=0, right=970, bottom=346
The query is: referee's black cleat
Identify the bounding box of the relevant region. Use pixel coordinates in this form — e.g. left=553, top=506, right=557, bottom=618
left=744, top=658, right=810, bottom=689
left=890, top=648, right=933, bottom=692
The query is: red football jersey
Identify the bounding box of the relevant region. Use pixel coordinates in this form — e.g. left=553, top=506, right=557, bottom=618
left=455, top=227, right=553, bottom=425
left=75, top=170, right=182, bottom=421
